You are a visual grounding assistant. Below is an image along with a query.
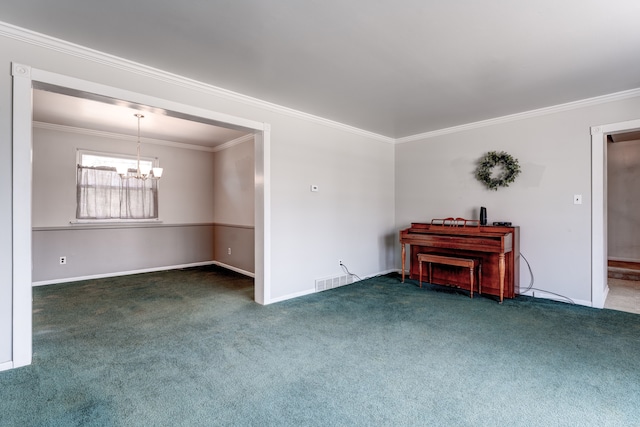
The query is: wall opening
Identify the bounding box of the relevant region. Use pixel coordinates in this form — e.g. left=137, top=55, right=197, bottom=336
left=591, top=119, right=640, bottom=310
left=11, top=63, right=271, bottom=369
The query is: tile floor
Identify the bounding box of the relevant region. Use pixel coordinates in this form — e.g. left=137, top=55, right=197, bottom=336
left=605, top=277, right=640, bottom=314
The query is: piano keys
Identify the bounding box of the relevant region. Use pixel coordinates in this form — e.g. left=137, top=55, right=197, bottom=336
left=399, top=222, right=519, bottom=302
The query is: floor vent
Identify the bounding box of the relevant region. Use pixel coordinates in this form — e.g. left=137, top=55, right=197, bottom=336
left=315, top=274, right=354, bottom=292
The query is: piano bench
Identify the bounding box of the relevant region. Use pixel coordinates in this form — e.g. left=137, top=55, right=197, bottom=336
left=417, top=253, right=482, bottom=299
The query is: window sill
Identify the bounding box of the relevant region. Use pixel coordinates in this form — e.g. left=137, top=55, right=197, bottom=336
left=37, top=219, right=167, bottom=230
left=70, top=219, right=163, bottom=225
left=32, top=222, right=219, bottom=232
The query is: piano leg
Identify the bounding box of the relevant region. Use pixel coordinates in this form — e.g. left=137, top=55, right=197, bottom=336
left=499, top=253, right=505, bottom=304
left=401, top=244, right=406, bottom=283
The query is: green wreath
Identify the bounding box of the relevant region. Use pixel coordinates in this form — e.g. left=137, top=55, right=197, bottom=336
left=475, top=151, right=521, bottom=191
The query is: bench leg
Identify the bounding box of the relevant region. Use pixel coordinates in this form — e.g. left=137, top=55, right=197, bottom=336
left=469, top=267, right=474, bottom=298
left=419, top=260, right=423, bottom=288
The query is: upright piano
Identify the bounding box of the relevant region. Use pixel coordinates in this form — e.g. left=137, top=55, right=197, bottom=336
left=399, top=222, right=519, bottom=302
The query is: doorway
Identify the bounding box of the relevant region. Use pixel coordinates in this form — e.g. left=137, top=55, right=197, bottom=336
left=603, top=131, right=640, bottom=314
left=591, top=118, right=640, bottom=310
left=11, top=63, right=271, bottom=368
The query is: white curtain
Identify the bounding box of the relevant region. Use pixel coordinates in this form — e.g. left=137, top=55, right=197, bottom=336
left=76, top=165, right=158, bottom=219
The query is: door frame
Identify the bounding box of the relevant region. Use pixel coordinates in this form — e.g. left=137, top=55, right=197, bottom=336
left=591, top=118, right=640, bottom=308
left=11, top=63, right=271, bottom=368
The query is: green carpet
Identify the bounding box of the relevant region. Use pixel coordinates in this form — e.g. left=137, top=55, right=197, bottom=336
left=1, top=266, right=639, bottom=426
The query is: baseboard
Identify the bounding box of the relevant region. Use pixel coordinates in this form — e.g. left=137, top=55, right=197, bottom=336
left=32, top=261, right=219, bottom=286
left=0, top=361, right=13, bottom=372
left=600, top=285, right=610, bottom=310
left=519, top=289, right=592, bottom=308
left=211, top=261, right=254, bottom=278
left=269, top=288, right=316, bottom=304
left=265, top=269, right=400, bottom=304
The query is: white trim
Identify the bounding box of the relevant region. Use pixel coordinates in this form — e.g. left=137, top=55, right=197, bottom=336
left=4, top=21, right=640, bottom=147
left=254, top=126, right=271, bottom=305
left=11, top=62, right=271, bottom=370
left=211, top=261, right=255, bottom=278
left=0, top=361, right=13, bottom=372
left=29, top=68, right=264, bottom=133
left=77, top=148, right=158, bottom=166
left=33, top=222, right=250, bottom=231
left=269, top=288, right=317, bottom=304
left=591, top=118, right=640, bottom=309
left=12, top=63, right=33, bottom=369
left=263, top=126, right=272, bottom=304
left=398, top=88, right=640, bottom=144
left=5, top=21, right=640, bottom=148
left=0, top=21, right=393, bottom=144
left=33, top=121, right=250, bottom=153
left=601, top=285, right=610, bottom=307
left=70, top=219, right=163, bottom=225
left=213, top=133, right=255, bottom=152
left=519, top=290, right=592, bottom=308
left=592, top=127, right=606, bottom=309
left=32, top=261, right=255, bottom=287
left=32, top=261, right=219, bottom=287
left=270, top=269, right=402, bottom=304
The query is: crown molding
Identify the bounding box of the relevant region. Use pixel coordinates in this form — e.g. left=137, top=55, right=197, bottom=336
left=32, top=121, right=237, bottom=152
left=4, top=21, right=640, bottom=147
left=213, top=133, right=255, bottom=152
left=0, top=21, right=394, bottom=145
left=397, top=87, right=640, bottom=144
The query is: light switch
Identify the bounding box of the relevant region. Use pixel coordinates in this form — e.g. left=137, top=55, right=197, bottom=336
left=310, top=185, right=319, bottom=192
left=574, top=194, right=582, bottom=205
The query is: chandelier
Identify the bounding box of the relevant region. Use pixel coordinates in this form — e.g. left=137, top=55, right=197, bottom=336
left=116, top=113, right=163, bottom=180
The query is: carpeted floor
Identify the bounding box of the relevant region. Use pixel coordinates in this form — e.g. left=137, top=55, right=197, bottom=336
left=1, top=265, right=639, bottom=426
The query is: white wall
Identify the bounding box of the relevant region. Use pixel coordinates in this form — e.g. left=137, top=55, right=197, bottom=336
left=0, top=26, right=396, bottom=365
left=32, top=126, right=216, bottom=227
left=395, top=96, right=640, bottom=305
left=0, top=48, right=11, bottom=366
left=268, top=122, right=395, bottom=299
left=608, top=139, right=640, bottom=262
left=32, top=225, right=216, bottom=282
left=212, top=138, right=255, bottom=273
left=212, top=138, right=254, bottom=226
left=31, top=125, right=219, bottom=283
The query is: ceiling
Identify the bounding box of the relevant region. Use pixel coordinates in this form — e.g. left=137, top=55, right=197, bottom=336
left=4, top=1, right=640, bottom=139
left=33, top=89, right=251, bottom=149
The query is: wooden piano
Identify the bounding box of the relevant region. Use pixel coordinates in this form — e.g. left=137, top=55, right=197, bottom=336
left=399, top=220, right=519, bottom=302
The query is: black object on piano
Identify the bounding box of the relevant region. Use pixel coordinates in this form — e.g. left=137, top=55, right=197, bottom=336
left=492, top=221, right=512, bottom=226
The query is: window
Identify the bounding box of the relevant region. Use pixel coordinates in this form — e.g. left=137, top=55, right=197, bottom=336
left=76, top=151, right=159, bottom=220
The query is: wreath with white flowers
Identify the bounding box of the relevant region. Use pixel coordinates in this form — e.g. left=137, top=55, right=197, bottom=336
left=475, top=151, right=521, bottom=191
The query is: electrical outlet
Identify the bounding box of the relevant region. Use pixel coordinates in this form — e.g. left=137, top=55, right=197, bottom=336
left=227, top=248, right=231, bottom=255
left=339, top=259, right=343, bottom=266
left=59, top=256, right=66, bottom=265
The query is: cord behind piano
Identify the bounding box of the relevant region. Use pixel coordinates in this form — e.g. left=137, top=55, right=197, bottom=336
left=519, top=252, right=575, bottom=305
left=340, top=261, right=362, bottom=281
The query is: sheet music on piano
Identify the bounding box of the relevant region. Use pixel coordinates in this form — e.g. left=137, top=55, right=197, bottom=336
left=430, top=217, right=480, bottom=227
